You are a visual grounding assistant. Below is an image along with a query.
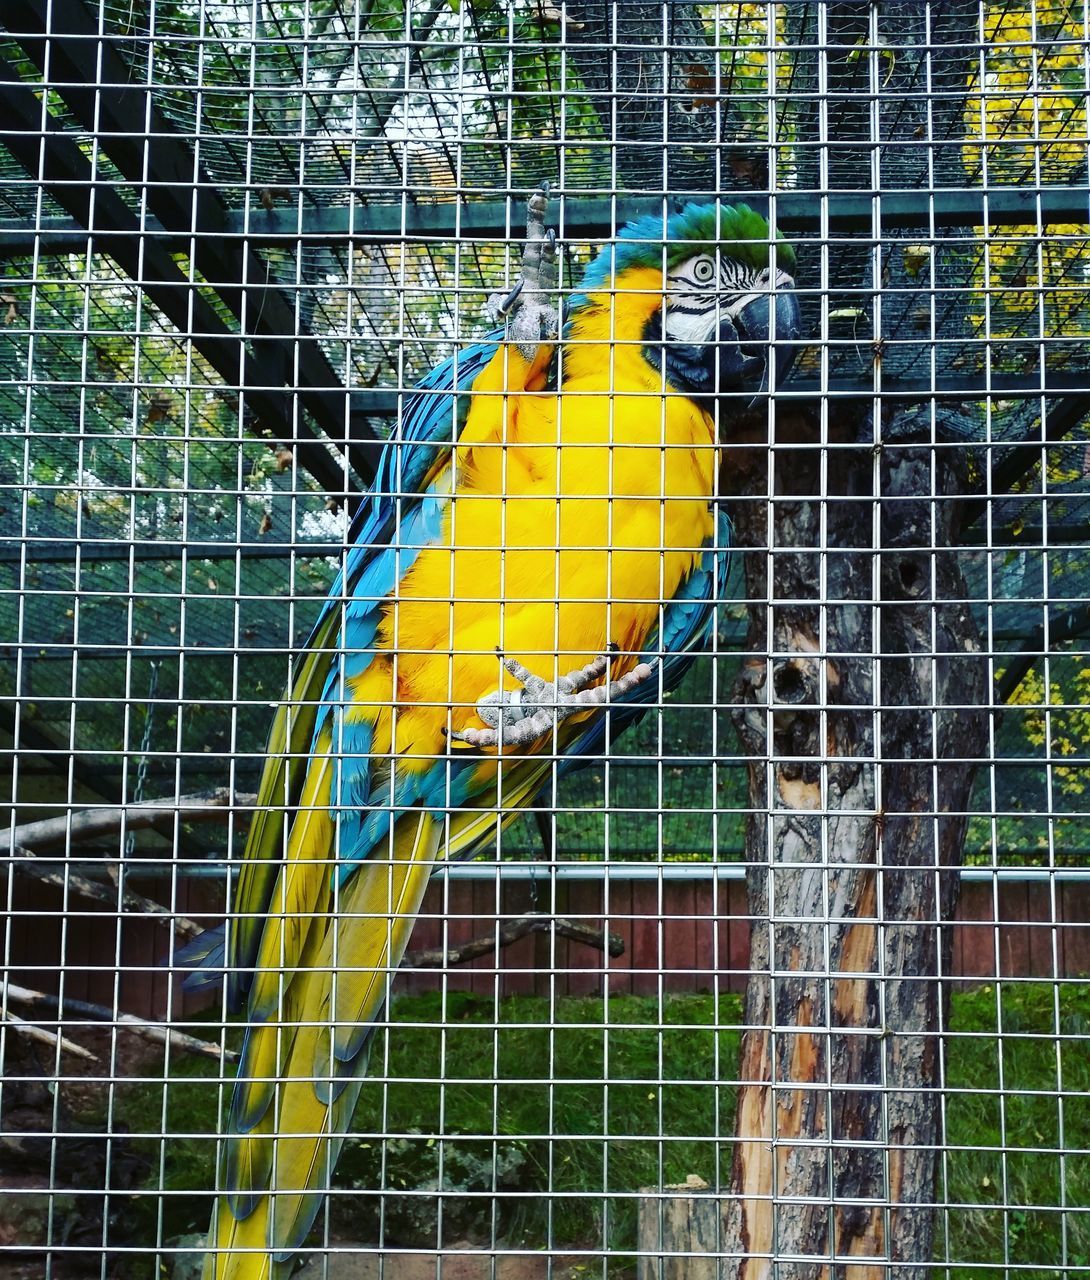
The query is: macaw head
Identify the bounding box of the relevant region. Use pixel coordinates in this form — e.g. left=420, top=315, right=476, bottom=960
left=570, top=202, right=802, bottom=400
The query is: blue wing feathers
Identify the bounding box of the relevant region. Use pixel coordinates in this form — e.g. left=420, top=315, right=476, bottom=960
left=328, top=716, right=374, bottom=859
left=174, top=343, right=496, bottom=990
left=311, top=340, right=499, bottom=861
left=322, top=338, right=499, bottom=635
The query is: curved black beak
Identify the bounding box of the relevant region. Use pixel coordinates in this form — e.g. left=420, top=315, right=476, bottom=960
left=645, top=284, right=803, bottom=410
left=734, top=288, right=803, bottom=395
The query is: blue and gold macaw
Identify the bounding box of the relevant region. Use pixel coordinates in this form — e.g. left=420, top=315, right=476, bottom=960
left=183, top=190, right=799, bottom=1278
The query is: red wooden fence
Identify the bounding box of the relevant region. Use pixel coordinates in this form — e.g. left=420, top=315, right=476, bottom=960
left=5, top=869, right=1088, bottom=1020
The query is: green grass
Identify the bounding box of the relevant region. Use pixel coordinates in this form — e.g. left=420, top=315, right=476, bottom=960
left=87, top=983, right=1090, bottom=1278
left=941, top=982, right=1090, bottom=1278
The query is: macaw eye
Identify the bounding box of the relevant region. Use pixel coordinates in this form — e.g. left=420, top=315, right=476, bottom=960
left=692, top=257, right=716, bottom=283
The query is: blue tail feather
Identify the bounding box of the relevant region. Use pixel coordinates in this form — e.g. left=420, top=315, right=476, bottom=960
left=173, top=923, right=227, bottom=992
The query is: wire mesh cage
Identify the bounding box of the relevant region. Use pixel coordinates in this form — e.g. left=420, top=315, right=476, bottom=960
left=1, top=1, right=1089, bottom=1277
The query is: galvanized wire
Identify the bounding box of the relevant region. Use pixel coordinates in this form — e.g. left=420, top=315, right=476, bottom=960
left=0, top=1, right=1089, bottom=1278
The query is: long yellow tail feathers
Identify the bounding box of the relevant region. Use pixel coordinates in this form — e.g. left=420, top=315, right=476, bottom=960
left=229, top=745, right=334, bottom=1141
left=230, top=614, right=341, bottom=1003
left=247, top=744, right=335, bottom=1024
left=223, top=1116, right=274, bottom=1220
left=204, top=1198, right=274, bottom=1280
left=206, top=809, right=441, bottom=1278
left=326, top=809, right=439, bottom=1073
left=226, top=1018, right=286, bottom=1148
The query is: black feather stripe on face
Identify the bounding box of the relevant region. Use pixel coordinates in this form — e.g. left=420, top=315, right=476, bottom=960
left=662, top=253, right=772, bottom=344
left=642, top=244, right=798, bottom=404
left=669, top=257, right=756, bottom=296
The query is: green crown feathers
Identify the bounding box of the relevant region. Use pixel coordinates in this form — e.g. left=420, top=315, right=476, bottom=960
left=570, top=202, right=796, bottom=311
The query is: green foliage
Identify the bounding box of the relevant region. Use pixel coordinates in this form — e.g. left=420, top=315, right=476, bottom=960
left=966, top=644, right=1090, bottom=866
left=0, top=255, right=334, bottom=817
left=342, top=991, right=741, bottom=1257
left=1005, top=662, right=1090, bottom=799
left=966, top=0, right=1089, bottom=181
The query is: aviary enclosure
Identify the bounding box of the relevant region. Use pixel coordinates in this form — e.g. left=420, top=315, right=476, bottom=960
left=1, top=1, right=1089, bottom=1277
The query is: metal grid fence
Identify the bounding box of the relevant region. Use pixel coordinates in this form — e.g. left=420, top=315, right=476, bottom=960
left=1, top=0, right=1089, bottom=1277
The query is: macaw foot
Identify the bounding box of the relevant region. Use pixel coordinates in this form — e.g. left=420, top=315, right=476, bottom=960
left=485, top=180, right=560, bottom=362
left=449, top=650, right=656, bottom=749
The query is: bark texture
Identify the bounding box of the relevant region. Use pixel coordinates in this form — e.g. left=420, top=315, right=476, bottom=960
left=719, top=407, right=988, bottom=1279
left=786, top=1, right=980, bottom=192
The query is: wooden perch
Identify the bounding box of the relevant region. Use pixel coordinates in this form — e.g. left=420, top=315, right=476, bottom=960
left=1, top=790, right=256, bottom=939
left=3, top=1007, right=98, bottom=1062
left=403, top=913, right=624, bottom=969
left=0, top=788, right=257, bottom=854
left=2, top=982, right=237, bottom=1064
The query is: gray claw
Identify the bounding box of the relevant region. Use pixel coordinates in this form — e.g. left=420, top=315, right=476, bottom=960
left=449, top=652, right=657, bottom=750
left=483, top=180, right=561, bottom=358
left=496, top=279, right=525, bottom=318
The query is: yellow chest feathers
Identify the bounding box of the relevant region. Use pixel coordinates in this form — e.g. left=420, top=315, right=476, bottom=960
left=361, top=276, right=718, bottom=750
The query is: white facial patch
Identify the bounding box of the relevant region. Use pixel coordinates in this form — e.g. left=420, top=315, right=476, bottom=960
left=662, top=304, right=721, bottom=345
left=662, top=254, right=793, bottom=344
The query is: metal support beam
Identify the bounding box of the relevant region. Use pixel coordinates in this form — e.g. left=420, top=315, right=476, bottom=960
left=996, top=602, right=1090, bottom=704
left=0, top=699, right=118, bottom=800
left=5, top=0, right=378, bottom=485
left=0, top=67, right=354, bottom=500
left=961, top=388, right=1090, bottom=528
left=4, top=185, right=1090, bottom=257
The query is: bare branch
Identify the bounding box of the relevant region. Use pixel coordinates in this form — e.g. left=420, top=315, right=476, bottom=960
left=3, top=1008, right=97, bottom=1062
left=0, top=789, right=257, bottom=855
left=1, top=982, right=237, bottom=1064
left=4, top=843, right=203, bottom=939
left=0, top=790, right=257, bottom=941
left=403, top=914, right=625, bottom=969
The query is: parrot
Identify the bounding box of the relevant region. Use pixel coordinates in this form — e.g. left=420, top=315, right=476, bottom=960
left=179, top=188, right=800, bottom=1278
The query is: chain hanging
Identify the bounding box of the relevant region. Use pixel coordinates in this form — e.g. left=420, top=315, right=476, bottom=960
left=124, top=658, right=161, bottom=862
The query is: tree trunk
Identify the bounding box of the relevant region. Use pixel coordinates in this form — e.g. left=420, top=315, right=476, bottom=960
left=785, top=0, right=980, bottom=193
left=721, top=406, right=987, bottom=1278
left=718, top=6, right=986, bottom=1272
